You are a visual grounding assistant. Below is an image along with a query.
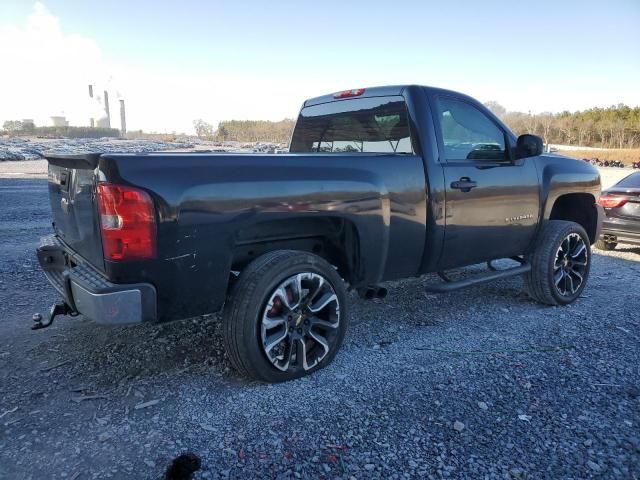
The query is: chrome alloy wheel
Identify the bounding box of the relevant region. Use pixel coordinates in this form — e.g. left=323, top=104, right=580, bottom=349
left=260, top=273, right=340, bottom=372
left=553, top=232, right=588, bottom=296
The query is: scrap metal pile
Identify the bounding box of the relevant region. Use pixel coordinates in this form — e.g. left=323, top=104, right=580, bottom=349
left=0, top=137, right=195, bottom=161
left=0, top=137, right=287, bottom=161
left=582, top=157, right=628, bottom=168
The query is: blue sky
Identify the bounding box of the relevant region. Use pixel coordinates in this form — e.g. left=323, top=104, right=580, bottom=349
left=1, top=0, right=639, bottom=133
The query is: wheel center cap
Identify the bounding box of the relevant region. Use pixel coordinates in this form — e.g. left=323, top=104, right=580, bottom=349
left=295, top=313, right=304, bottom=326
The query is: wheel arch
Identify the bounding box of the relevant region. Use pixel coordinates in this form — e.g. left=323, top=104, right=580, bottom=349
left=548, top=193, right=599, bottom=244
left=229, top=216, right=365, bottom=286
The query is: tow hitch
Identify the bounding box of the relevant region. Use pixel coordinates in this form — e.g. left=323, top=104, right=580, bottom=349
left=32, top=302, right=77, bottom=330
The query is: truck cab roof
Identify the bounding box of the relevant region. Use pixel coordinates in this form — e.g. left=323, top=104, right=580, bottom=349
left=302, top=84, right=478, bottom=108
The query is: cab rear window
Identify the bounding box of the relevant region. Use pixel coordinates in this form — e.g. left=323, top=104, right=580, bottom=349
left=289, top=96, right=413, bottom=154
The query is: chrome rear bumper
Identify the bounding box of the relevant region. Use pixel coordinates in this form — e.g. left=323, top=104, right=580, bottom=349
left=37, top=235, right=157, bottom=325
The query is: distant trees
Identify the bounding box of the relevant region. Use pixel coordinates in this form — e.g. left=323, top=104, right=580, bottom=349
left=1, top=121, right=119, bottom=138
left=193, top=119, right=215, bottom=140
left=21, top=120, right=36, bottom=134
left=215, top=119, right=295, bottom=143
left=4, top=103, right=637, bottom=148
left=2, top=119, right=35, bottom=134
left=485, top=102, right=640, bottom=147
left=216, top=124, right=229, bottom=141
left=126, top=130, right=180, bottom=142
left=192, top=119, right=296, bottom=143
left=484, top=101, right=506, bottom=118
left=198, top=105, right=640, bottom=147
left=34, top=126, right=120, bottom=138
left=3, top=120, right=27, bottom=133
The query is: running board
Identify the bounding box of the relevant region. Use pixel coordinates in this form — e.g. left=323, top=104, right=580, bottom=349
left=424, top=263, right=531, bottom=293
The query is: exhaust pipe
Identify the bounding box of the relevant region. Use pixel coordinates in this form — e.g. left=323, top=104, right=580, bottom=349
left=357, top=285, right=388, bottom=300
left=375, top=286, right=388, bottom=299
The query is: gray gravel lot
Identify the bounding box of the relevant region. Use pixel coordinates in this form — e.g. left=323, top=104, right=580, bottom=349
left=0, top=178, right=638, bottom=479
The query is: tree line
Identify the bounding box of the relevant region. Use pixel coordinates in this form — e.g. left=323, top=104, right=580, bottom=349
left=195, top=104, right=640, bottom=149
left=193, top=119, right=295, bottom=144
left=6, top=103, right=639, bottom=148
left=486, top=102, right=640, bottom=148
left=2, top=120, right=119, bottom=138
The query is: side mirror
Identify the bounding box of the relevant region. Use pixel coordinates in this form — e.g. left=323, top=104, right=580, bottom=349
left=515, top=134, right=543, bottom=159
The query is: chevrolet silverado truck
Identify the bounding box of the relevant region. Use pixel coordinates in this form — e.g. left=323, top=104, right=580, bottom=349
left=36, top=85, right=604, bottom=382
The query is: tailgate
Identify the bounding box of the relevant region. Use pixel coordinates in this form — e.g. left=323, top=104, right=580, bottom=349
left=45, top=154, right=105, bottom=271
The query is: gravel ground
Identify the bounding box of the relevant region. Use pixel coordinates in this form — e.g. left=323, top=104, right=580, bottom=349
left=0, top=159, right=48, bottom=178
left=0, top=178, right=639, bottom=480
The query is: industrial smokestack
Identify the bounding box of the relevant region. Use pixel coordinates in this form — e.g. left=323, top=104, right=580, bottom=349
left=89, top=84, right=94, bottom=127
left=119, top=99, right=126, bottom=137
left=103, top=90, right=111, bottom=128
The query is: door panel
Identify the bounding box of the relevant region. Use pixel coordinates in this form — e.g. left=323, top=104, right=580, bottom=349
left=431, top=95, right=540, bottom=270
left=440, top=161, right=540, bottom=269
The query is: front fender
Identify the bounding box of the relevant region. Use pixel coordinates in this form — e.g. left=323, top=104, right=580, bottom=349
left=536, top=155, right=601, bottom=220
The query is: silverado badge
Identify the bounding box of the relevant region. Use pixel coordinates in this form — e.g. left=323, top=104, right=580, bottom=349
left=505, top=214, right=534, bottom=223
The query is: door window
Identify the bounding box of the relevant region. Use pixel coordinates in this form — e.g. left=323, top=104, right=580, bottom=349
left=435, top=97, right=507, bottom=161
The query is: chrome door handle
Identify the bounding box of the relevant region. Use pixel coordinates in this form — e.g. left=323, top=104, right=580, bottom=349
left=450, top=177, right=478, bottom=192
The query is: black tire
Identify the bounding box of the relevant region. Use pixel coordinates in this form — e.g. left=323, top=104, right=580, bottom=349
left=525, top=220, right=591, bottom=306
left=222, top=250, right=348, bottom=382
left=595, top=238, right=617, bottom=251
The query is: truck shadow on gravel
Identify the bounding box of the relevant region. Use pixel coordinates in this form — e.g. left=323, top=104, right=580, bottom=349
left=30, top=314, right=235, bottom=388
left=36, top=279, right=522, bottom=387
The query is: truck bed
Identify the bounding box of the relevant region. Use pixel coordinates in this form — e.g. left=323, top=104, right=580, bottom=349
left=45, top=151, right=428, bottom=321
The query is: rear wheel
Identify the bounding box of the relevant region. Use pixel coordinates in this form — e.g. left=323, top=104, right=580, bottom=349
left=525, top=220, right=591, bottom=305
left=596, top=238, right=617, bottom=250
left=223, top=250, right=348, bottom=382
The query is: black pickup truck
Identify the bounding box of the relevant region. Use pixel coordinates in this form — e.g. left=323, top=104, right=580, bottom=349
left=37, top=85, right=603, bottom=382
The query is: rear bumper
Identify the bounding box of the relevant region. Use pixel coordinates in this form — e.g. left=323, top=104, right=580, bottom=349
left=37, top=235, right=157, bottom=325
left=601, top=227, right=640, bottom=246
left=601, top=212, right=640, bottom=246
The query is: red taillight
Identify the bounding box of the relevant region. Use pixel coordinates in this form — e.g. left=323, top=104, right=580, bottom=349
left=96, top=183, right=156, bottom=261
left=333, top=88, right=365, bottom=99
left=598, top=194, right=628, bottom=209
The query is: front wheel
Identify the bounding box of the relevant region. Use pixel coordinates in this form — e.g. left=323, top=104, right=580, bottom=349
left=525, top=220, right=591, bottom=305
left=223, top=250, right=348, bottom=382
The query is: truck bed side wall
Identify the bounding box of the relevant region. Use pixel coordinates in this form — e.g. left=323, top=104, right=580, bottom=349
left=99, top=153, right=427, bottom=321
